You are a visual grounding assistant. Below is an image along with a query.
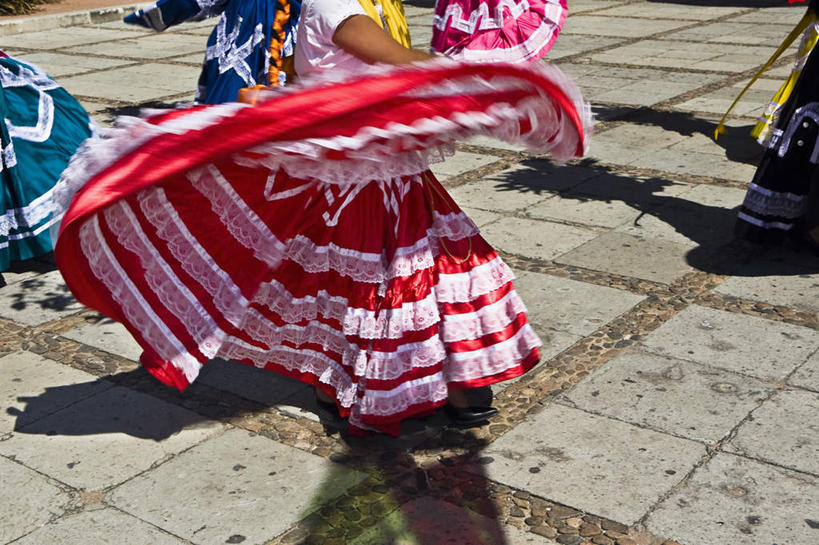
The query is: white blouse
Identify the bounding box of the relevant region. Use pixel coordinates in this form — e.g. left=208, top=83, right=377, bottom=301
left=294, top=0, right=382, bottom=78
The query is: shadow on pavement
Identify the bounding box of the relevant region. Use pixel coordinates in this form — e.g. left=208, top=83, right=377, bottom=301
left=8, top=366, right=509, bottom=543
left=490, top=157, right=819, bottom=276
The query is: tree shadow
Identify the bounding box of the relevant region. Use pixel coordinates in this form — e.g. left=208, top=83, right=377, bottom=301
left=1, top=253, right=77, bottom=312
left=7, top=363, right=510, bottom=544
left=0, top=254, right=56, bottom=289
left=294, top=431, right=509, bottom=544
left=492, top=157, right=819, bottom=276
left=599, top=107, right=764, bottom=167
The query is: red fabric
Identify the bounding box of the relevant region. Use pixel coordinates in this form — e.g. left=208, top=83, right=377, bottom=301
left=54, top=61, right=585, bottom=435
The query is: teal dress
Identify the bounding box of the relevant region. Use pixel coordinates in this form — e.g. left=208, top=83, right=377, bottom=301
left=0, top=52, right=93, bottom=271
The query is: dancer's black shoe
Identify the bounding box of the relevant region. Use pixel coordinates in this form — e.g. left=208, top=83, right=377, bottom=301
left=445, top=404, right=499, bottom=427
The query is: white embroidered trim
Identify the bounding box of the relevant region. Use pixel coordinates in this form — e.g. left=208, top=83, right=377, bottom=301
left=741, top=182, right=806, bottom=219
left=217, top=340, right=359, bottom=408
left=433, top=0, right=565, bottom=34
left=138, top=187, right=250, bottom=326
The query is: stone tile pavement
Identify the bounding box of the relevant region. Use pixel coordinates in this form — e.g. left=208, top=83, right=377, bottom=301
left=1, top=1, right=819, bottom=544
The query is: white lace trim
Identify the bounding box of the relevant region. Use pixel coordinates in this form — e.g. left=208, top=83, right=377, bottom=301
left=251, top=255, right=516, bottom=339
left=49, top=60, right=589, bottom=215
left=742, top=182, right=806, bottom=219
left=441, top=288, right=528, bottom=343
left=50, top=102, right=247, bottom=245
left=436, top=256, right=516, bottom=303
left=79, top=214, right=203, bottom=382
left=447, top=323, right=541, bottom=382
left=357, top=372, right=449, bottom=419
left=137, top=186, right=250, bottom=326
left=366, top=335, right=447, bottom=381
left=103, top=201, right=225, bottom=360
left=217, top=340, right=359, bottom=408
left=188, top=164, right=286, bottom=264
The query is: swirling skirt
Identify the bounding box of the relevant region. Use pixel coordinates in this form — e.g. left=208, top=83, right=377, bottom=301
left=53, top=60, right=590, bottom=434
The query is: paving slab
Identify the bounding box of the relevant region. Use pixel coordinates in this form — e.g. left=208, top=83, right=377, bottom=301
left=715, top=261, right=819, bottom=317
left=479, top=403, right=706, bottom=524
left=556, top=231, right=694, bottom=284
left=0, top=351, right=113, bottom=434
left=563, top=352, right=772, bottom=444
left=65, top=32, right=208, bottom=59
left=641, top=305, right=819, bottom=381
left=597, top=3, right=746, bottom=20
left=0, top=456, right=72, bottom=543
left=58, top=63, right=200, bottom=102
left=428, top=150, right=500, bottom=180
left=726, top=388, right=819, bottom=476
left=108, top=427, right=365, bottom=544
left=479, top=216, right=598, bottom=261
left=526, top=191, right=643, bottom=228
left=790, top=349, right=819, bottom=392
left=460, top=206, right=500, bottom=227
left=675, top=79, right=787, bottom=117
left=563, top=63, right=726, bottom=106
left=12, top=508, right=188, bottom=545
left=569, top=169, right=692, bottom=205
left=0, top=386, right=223, bottom=490
left=450, top=161, right=603, bottom=212
left=6, top=51, right=134, bottom=77
left=463, top=134, right=527, bottom=152
left=0, top=269, right=83, bottom=326
left=61, top=318, right=143, bottom=361
left=512, top=270, right=644, bottom=337
left=546, top=35, right=625, bottom=60
left=0, top=26, right=145, bottom=49
left=350, top=497, right=558, bottom=544
left=194, top=358, right=309, bottom=406
left=591, top=40, right=778, bottom=73
left=448, top=177, right=555, bottom=213
left=562, top=15, right=691, bottom=38
left=614, top=184, right=745, bottom=248
left=160, top=52, right=205, bottom=65
left=662, top=22, right=797, bottom=47
left=646, top=452, right=819, bottom=545
left=731, top=7, right=808, bottom=25
left=568, top=0, right=626, bottom=14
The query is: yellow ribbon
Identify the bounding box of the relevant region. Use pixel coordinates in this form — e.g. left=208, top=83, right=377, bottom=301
left=356, top=0, right=412, bottom=48
left=714, top=8, right=817, bottom=140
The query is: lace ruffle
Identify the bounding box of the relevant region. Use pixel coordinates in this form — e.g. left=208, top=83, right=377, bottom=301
left=103, top=201, right=225, bottom=360
left=446, top=323, right=541, bottom=382
left=441, top=289, right=528, bottom=343
left=79, top=215, right=203, bottom=382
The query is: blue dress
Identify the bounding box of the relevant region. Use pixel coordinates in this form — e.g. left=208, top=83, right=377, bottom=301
left=0, top=53, right=93, bottom=271
left=125, top=0, right=301, bottom=104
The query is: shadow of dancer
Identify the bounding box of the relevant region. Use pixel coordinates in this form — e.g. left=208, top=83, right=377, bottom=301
left=7, top=369, right=513, bottom=544
left=284, top=429, right=510, bottom=545
left=491, top=157, right=819, bottom=276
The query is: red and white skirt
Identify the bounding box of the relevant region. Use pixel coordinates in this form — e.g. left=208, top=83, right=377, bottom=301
left=53, top=60, right=590, bottom=435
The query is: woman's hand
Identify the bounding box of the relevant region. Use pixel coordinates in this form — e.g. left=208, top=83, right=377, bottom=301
left=333, top=15, right=431, bottom=65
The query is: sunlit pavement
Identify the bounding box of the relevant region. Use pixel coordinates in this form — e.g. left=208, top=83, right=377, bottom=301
left=1, top=2, right=818, bottom=544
